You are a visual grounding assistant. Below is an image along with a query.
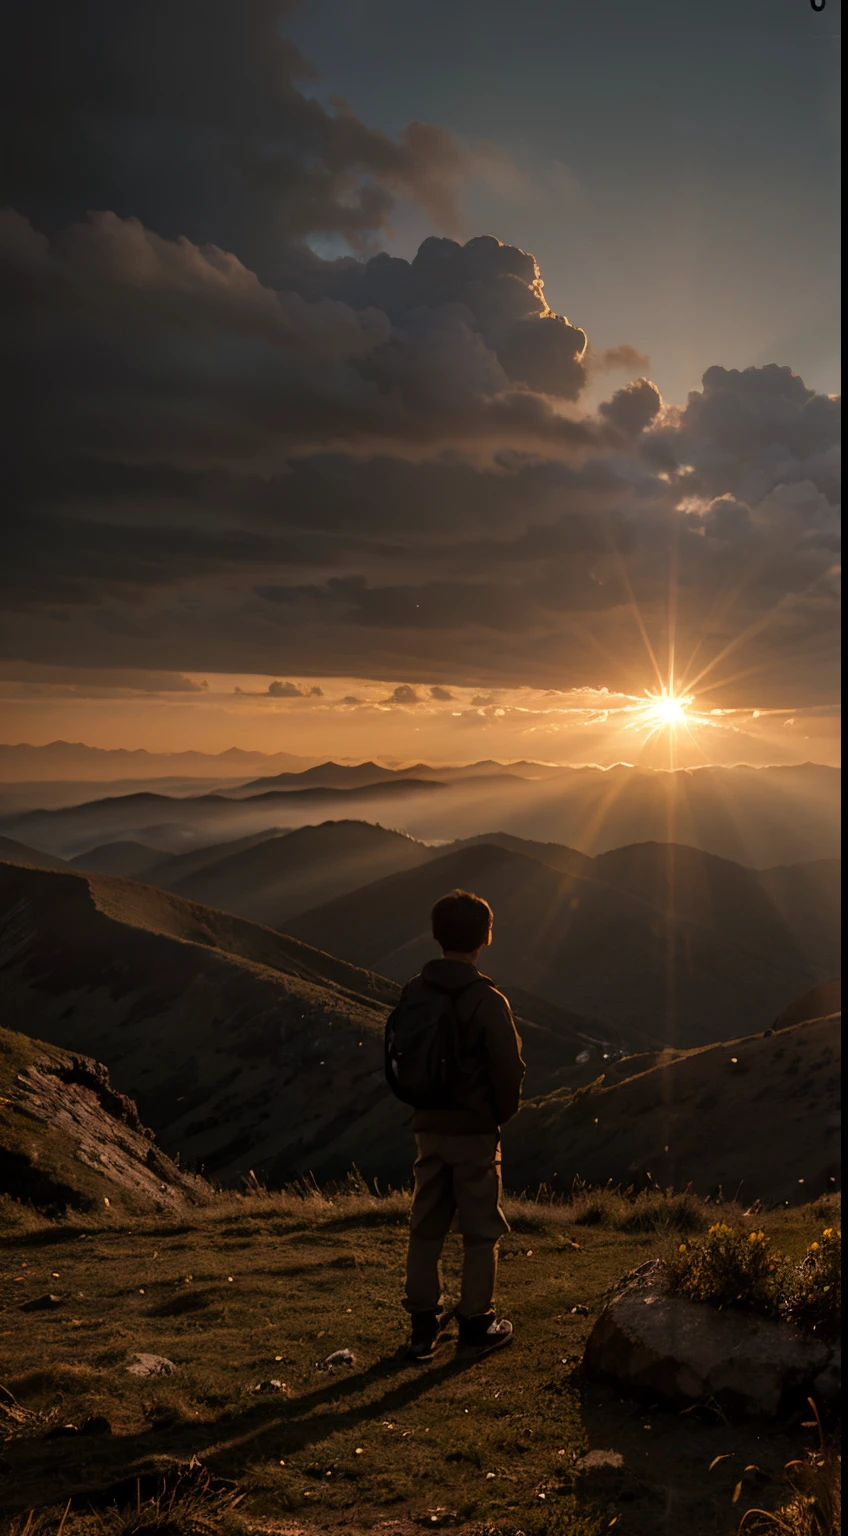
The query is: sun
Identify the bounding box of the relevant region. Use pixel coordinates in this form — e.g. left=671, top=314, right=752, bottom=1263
left=644, top=689, right=693, bottom=730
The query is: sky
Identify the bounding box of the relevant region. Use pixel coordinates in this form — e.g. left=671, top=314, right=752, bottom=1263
left=0, top=0, right=841, bottom=768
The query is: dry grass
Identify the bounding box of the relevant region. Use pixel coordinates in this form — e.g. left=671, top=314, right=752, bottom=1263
left=0, top=1186, right=840, bottom=1536
left=737, top=1402, right=841, bottom=1535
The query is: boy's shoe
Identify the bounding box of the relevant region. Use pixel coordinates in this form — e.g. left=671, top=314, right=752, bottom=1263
left=407, top=1309, right=449, bottom=1362
left=457, top=1312, right=514, bottom=1356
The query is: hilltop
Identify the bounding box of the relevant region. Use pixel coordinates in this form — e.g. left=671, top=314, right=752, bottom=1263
left=0, top=1186, right=835, bottom=1536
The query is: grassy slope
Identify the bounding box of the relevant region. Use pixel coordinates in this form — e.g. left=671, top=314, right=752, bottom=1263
left=0, top=836, right=73, bottom=872
left=505, top=1015, right=841, bottom=1205
left=0, top=1189, right=836, bottom=1536
left=0, top=860, right=407, bottom=1186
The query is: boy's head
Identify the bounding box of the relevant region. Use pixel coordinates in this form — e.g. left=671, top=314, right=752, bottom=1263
left=431, top=888, right=493, bottom=957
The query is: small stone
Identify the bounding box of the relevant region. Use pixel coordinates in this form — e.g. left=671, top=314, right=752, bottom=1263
left=321, top=1348, right=356, bottom=1368
left=127, top=1353, right=176, bottom=1377
left=20, top=1293, right=63, bottom=1312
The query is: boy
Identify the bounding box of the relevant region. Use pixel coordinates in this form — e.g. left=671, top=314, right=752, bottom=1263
left=399, top=888, right=525, bottom=1361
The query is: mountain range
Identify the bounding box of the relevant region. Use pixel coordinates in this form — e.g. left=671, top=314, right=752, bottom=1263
left=6, top=813, right=839, bottom=1044
left=0, top=759, right=838, bottom=865
left=0, top=853, right=838, bottom=1204
left=283, top=834, right=839, bottom=1044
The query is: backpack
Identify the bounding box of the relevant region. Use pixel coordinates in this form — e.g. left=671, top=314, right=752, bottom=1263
left=384, top=975, right=491, bottom=1110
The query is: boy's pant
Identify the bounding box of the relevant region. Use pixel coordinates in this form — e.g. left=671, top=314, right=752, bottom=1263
left=404, top=1132, right=510, bottom=1319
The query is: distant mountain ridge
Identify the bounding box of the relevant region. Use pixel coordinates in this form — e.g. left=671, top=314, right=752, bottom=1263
left=1, top=759, right=837, bottom=866
left=0, top=740, right=322, bottom=781
left=284, top=837, right=840, bottom=1046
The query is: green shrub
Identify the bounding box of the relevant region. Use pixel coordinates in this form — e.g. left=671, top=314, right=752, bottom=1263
left=666, top=1223, right=842, bottom=1338
left=665, top=1222, right=786, bottom=1315
left=782, top=1227, right=841, bottom=1340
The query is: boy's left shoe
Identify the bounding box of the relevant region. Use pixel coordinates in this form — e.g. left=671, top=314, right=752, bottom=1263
left=407, top=1309, right=449, bottom=1362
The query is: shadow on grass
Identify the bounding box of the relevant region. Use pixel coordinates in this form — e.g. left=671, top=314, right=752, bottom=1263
left=0, top=1346, right=483, bottom=1516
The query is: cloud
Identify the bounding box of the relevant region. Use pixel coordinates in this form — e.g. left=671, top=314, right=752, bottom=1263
left=267, top=680, right=323, bottom=698
left=0, top=13, right=839, bottom=712
left=599, top=378, right=663, bottom=434
left=430, top=685, right=454, bottom=700
left=0, top=1, right=475, bottom=270
left=471, top=694, right=496, bottom=707
left=592, top=344, right=651, bottom=374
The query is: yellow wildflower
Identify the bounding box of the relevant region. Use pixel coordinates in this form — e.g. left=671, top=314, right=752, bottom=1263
left=679, top=1244, right=687, bottom=1253
left=810, top=1242, right=820, bottom=1251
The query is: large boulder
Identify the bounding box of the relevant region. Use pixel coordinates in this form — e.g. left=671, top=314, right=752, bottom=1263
left=583, top=1262, right=839, bottom=1419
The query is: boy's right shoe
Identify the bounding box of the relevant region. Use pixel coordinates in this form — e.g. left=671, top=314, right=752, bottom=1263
left=457, top=1312, right=514, bottom=1355
left=407, top=1309, right=449, bottom=1362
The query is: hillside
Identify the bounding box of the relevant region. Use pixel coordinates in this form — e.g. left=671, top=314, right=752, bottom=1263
left=505, top=1014, right=841, bottom=1204
left=0, top=861, right=621, bottom=1186
left=0, top=1025, right=208, bottom=1215
left=0, top=835, right=73, bottom=872
left=162, top=819, right=432, bottom=926
left=284, top=840, right=838, bottom=1044
left=69, top=839, right=172, bottom=878
left=0, top=860, right=408, bottom=1186
left=774, top=977, right=841, bottom=1029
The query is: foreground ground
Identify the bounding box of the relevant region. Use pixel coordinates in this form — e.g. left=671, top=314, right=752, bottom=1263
left=0, top=1186, right=839, bottom=1536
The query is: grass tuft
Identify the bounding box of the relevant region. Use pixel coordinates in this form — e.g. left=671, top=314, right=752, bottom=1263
left=737, top=1401, right=841, bottom=1536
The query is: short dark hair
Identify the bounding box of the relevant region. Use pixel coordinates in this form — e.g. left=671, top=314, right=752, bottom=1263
left=431, top=889, right=493, bottom=952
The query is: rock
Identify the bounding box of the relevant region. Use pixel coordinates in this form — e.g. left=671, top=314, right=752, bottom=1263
left=321, top=1348, right=356, bottom=1368
left=583, top=1264, right=838, bottom=1419
left=19, top=1293, right=64, bottom=1312
left=249, top=1379, right=287, bottom=1394
left=575, top=1450, right=623, bottom=1471
left=126, top=1353, right=177, bottom=1377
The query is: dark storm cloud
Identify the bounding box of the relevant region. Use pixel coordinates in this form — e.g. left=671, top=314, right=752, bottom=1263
left=599, top=378, right=663, bottom=435
left=0, top=0, right=471, bottom=270
left=0, top=10, right=840, bottom=706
